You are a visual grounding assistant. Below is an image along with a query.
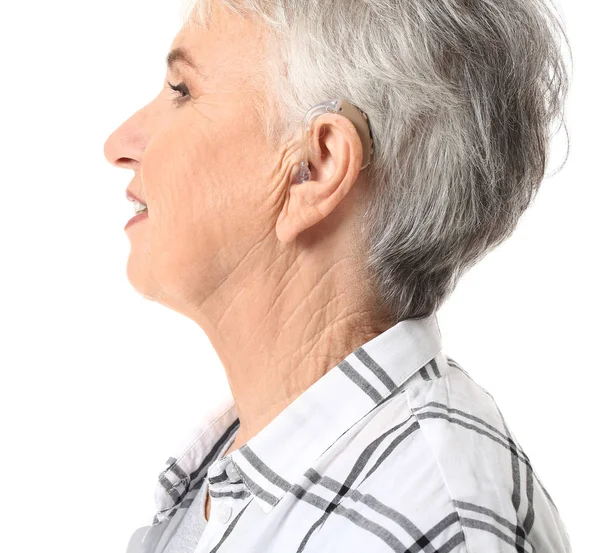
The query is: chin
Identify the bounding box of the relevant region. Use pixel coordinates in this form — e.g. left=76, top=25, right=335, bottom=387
left=126, top=254, right=155, bottom=301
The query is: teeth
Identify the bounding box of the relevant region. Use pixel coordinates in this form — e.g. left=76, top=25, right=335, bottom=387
left=133, top=200, right=148, bottom=214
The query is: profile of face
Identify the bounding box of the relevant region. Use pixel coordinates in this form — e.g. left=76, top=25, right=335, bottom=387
left=104, top=1, right=366, bottom=324
left=104, top=5, right=297, bottom=317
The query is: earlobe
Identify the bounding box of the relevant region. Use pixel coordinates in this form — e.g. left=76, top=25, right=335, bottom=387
left=275, top=161, right=319, bottom=245
left=275, top=191, right=297, bottom=245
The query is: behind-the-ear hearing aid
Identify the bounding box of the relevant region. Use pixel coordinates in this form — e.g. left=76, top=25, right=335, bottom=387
left=294, top=99, right=374, bottom=184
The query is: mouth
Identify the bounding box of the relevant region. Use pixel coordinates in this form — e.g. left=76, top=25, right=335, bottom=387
left=125, top=208, right=149, bottom=231
left=125, top=189, right=149, bottom=230
left=132, top=200, right=148, bottom=215
left=126, top=188, right=148, bottom=214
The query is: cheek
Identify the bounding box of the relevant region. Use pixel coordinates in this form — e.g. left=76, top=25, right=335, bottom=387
left=138, top=110, right=274, bottom=279
left=184, top=124, right=267, bottom=226
left=142, top=128, right=198, bottom=223
left=137, top=140, right=198, bottom=281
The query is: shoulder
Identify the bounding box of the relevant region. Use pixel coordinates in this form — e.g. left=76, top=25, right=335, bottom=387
left=293, top=353, right=570, bottom=553
left=394, top=353, right=571, bottom=553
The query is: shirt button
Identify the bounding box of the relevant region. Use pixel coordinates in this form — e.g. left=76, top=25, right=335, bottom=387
left=217, top=504, right=232, bottom=524
left=226, top=463, right=240, bottom=481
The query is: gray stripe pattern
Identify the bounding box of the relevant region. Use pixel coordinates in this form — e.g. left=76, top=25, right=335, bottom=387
left=126, top=319, right=570, bottom=553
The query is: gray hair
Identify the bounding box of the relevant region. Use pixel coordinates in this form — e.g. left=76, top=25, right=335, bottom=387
left=182, top=0, right=570, bottom=323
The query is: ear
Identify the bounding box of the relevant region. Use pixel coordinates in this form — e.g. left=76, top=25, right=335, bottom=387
left=276, top=113, right=364, bottom=245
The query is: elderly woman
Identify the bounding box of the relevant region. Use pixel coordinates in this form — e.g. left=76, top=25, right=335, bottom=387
left=104, top=0, right=571, bottom=552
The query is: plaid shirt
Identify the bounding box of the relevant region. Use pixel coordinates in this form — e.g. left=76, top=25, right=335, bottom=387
left=126, top=313, right=572, bottom=553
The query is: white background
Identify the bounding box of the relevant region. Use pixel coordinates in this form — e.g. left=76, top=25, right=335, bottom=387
left=0, top=1, right=597, bottom=552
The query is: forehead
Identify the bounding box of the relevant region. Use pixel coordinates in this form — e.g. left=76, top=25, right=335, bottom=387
left=170, top=5, right=268, bottom=90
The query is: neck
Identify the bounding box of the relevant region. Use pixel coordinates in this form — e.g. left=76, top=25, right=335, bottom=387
left=187, top=232, right=392, bottom=453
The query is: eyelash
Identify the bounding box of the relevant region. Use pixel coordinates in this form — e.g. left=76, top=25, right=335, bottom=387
left=167, top=81, right=190, bottom=106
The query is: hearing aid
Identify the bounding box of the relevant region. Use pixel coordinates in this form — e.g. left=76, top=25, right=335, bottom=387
left=294, top=99, right=374, bottom=184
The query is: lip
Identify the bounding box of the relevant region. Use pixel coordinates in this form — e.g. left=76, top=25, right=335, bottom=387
left=124, top=209, right=149, bottom=231
left=126, top=188, right=146, bottom=204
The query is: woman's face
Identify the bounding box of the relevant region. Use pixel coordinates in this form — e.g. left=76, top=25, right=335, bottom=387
left=104, top=5, right=294, bottom=312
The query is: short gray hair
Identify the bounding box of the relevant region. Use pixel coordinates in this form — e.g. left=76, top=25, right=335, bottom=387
left=182, top=0, right=570, bottom=323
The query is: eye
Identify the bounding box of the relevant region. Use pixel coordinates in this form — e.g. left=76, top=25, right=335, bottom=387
left=167, top=81, right=190, bottom=106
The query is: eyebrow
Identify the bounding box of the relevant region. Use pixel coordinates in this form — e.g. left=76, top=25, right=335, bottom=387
left=165, top=47, right=207, bottom=79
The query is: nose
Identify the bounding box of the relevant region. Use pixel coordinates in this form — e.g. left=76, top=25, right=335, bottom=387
left=103, top=103, right=151, bottom=170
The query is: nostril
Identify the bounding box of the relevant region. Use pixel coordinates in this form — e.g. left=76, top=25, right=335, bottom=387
left=116, top=157, right=137, bottom=168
